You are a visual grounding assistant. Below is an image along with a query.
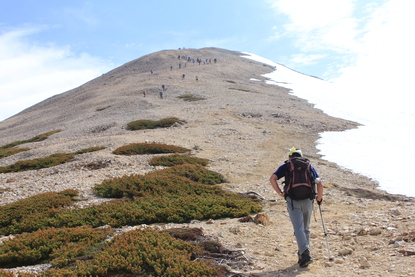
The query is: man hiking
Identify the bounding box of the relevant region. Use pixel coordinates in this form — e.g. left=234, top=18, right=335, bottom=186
left=269, top=147, right=323, bottom=268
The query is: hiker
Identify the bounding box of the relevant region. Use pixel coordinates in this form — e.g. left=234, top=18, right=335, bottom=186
left=159, top=91, right=163, bottom=99
left=182, top=74, right=185, bottom=79
left=143, top=91, right=146, bottom=97
left=162, top=84, right=166, bottom=91
left=269, top=147, right=323, bottom=268
left=195, top=76, right=199, bottom=81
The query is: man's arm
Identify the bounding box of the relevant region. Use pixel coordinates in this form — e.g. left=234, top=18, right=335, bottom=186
left=270, top=174, right=285, bottom=198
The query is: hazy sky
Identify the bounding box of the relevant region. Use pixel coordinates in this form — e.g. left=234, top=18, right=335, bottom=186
left=1, top=0, right=413, bottom=121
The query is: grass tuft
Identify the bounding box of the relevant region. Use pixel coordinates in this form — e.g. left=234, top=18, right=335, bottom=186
left=31, top=228, right=221, bottom=277
left=127, top=117, right=181, bottom=130
left=177, top=94, right=206, bottom=101
left=96, top=106, right=111, bottom=111
left=0, top=226, right=112, bottom=268
left=0, top=130, right=61, bottom=159
left=113, top=143, right=190, bottom=155
left=75, top=146, right=106, bottom=155
left=229, top=88, right=250, bottom=92
left=0, top=147, right=105, bottom=173
left=149, top=154, right=209, bottom=167
left=0, top=153, right=75, bottom=173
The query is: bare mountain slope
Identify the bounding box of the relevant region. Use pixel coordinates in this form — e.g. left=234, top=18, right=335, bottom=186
left=0, top=48, right=260, bottom=139
left=0, top=47, right=348, bottom=143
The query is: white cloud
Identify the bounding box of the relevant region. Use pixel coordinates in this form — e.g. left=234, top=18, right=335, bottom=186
left=0, top=27, right=113, bottom=121
left=289, top=53, right=327, bottom=66
left=269, top=0, right=414, bottom=105
left=331, top=0, right=415, bottom=98
left=270, top=0, right=360, bottom=53
left=62, top=2, right=100, bottom=28
left=272, top=0, right=355, bottom=31
left=267, top=26, right=282, bottom=40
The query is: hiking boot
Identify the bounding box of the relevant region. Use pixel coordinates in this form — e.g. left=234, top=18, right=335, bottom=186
left=299, top=249, right=313, bottom=268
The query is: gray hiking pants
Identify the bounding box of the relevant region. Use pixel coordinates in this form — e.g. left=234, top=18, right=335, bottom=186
left=286, top=196, right=313, bottom=255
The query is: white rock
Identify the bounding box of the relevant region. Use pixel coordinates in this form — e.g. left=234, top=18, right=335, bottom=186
left=339, top=247, right=354, bottom=256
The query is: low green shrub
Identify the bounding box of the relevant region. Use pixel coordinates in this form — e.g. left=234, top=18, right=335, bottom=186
left=0, top=130, right=61, bottom=159
left=27, top=228, right=220, bottom=277
left=149, top=154, right=209, bottom=167
left=75, top=146, right=106, bottom=154
left=0, top=189, right=260, bottom=235
left=113, top=143, right=190, bottom=155
left=0, top=226, right=112, bottom=268
left=1, top=130, right=61, bottom=149
left=0, top=147, right=105, bottom=173
left=0, top=153, right=75, bottom=173
left=0, top=190, right=77, bottom=235
left=127, top=117, right=181, bottom=130
left=0, top=166, right=258, bottom=235
left=96, top=105, right=111, bottom=111
left=0, top=146, right=29, bottom=159
left=177, top=94, right=206, bottom=101
left=94, top=164, right=225, bottom=199
left=151, top=163, right=226, bottom=185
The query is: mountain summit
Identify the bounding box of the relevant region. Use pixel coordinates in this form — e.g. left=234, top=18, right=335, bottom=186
left=0, top=48, right=263, bottom=138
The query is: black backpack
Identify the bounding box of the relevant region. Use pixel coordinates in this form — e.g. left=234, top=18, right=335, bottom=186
left=283, top=157, right=316, bottom=200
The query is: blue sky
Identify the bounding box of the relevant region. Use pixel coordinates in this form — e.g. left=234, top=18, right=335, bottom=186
left=1, top=0, right=413, bottom=121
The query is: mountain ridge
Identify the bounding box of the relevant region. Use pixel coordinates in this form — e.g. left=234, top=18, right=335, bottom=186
left=0, top=48, right=272, bottom=139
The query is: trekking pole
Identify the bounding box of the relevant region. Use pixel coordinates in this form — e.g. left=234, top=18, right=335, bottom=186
left=319, top=205, right=334, bottom=261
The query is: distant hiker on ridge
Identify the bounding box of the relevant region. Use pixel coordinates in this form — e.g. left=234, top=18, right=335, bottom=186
left=269, top=147, right=324, bottom=268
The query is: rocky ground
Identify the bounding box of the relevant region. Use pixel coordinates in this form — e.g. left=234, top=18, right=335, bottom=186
left=0, top=48, right=414, bottom=276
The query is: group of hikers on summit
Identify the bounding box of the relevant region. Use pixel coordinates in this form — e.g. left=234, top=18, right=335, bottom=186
left=146, top=52, right=217, bottom=99
left=270, top=147, right=324, bottom=268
